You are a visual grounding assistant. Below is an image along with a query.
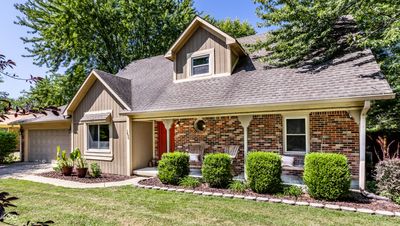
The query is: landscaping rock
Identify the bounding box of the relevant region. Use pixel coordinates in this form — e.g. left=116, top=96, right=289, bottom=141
left=233, top=195, right=245, bottom=199
left=309, top=203, right=324, bottom=208
left=152, top=186, right=161, bottom=190
left=395, top=212, right=400, bottom=217
left=223, top=194, right=234, bottom=198
left=325, top=204, right=340, bottom=210
left=184, top=190, right=194, bottom=193
left=167, top=188, right=176, bottom=192
left=340, top=206, right=356, bottom=212
left=244, top=196, right=256, bottom=201
left=256, top=197, right=269, bottom=202
left=193, top=191, right=203, bottom=195
left=212, top=193, right=223, bottom=197
left=295, top=201, right=309, bottom=206
left=269, top=198, right=282, bottom=203
left=144, top=185, right=153, bottom=189
left=176, top=189, right=185, bottom=192
left=160, top=187, right=168, bottom=191
left=375, top=210, right=395, bottom=217
left=282, top=199, right=295, bottom=205
left=202, top=192, right=213, bottom=196
left=357, top=208, right=374, bottom=214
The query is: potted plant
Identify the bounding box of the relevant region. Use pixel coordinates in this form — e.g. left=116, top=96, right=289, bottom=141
left=56, top=146, right=74, bottom=176
left=76, top=156, right=88, bottom=178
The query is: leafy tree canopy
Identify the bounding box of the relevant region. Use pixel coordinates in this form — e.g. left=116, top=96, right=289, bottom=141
left=207, top=17, right=256, bottom=38
left=252, top=0, right=400, bottom=131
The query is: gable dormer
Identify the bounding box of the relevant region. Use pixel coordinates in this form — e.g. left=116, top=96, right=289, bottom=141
left=165, top=16, right=246, bottom=81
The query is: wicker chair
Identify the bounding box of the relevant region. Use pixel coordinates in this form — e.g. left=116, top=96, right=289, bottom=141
left=187, top=143, right=205, bottom=169
left=223, top=145, right=240, bottom=159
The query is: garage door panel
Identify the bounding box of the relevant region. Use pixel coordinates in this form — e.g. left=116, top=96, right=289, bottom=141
left=28, top=129, right=70, bottom=162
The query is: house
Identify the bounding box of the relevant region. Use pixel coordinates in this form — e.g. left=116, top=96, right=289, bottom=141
left=17, top=16, right=394, bottom=190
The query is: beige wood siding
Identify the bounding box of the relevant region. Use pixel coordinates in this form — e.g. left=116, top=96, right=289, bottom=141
left=72, top=80, right=128, bottom=175
left=176, top=27, right=228, bottom=80
left=131, top=121, right=153, bottom=170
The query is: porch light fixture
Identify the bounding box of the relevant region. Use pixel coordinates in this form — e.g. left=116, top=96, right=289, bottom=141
left=194, top=119, right=206, bottom=132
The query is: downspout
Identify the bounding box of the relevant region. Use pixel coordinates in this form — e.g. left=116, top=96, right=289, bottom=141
left=359, top=100, right=370, bottom=191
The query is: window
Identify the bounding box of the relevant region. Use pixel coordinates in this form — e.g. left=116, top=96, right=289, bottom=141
left=88, top=124, right=110, bottom=150
left=285, top=118, right=307, bottom=153
left=191, top=55, right=210, bottom=76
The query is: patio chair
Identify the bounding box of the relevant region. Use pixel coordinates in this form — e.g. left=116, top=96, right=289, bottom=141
left=187, top=143, right=205, bottom=169
left=223, top=145, right=240, bottom=159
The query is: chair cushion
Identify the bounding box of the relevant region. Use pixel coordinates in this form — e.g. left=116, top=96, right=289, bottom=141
left=282, top=155, right=295, bottom=167
left=189, top=153, right=200, bottom=162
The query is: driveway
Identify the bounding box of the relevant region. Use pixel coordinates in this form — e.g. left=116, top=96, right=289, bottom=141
left=0, top=162, right=52, bottom=179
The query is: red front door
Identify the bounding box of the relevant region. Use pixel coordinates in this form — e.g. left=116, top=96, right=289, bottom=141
left=157, top=122, right=175, bottom=159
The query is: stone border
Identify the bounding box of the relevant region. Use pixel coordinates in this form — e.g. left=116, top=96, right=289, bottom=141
left=133, top=182, right=400, bottom=217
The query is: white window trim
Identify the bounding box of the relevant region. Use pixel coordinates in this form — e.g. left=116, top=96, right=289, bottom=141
left=186, top=48, right=215, bottom=78
left=84, top=122, right=113, bottom=161
left=283, top=115, right=309, bottom=155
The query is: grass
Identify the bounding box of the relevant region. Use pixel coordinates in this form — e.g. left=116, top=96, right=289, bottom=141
left=1, top=179, right=400, bottom=226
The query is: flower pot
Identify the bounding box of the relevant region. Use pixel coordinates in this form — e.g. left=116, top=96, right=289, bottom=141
left=77, top=168, right=88, bottom=178
left=62, top=166, right=73, bottom=176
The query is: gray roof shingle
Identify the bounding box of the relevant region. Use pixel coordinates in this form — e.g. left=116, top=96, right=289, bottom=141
left=95, top=34, right=393, bottom=113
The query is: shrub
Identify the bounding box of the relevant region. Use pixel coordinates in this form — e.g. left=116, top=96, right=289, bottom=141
left=158, top=152, right=189, bottom=185
left=303, top=153, right=351, bottom=200
left=229, top=180, right=248, bottom=193
left=202, top=153, right=232, bottom=188
left=283, top=185, right=303, bottom=199
left=375, top=159, right=400, bottom=200
left=246, top=152, right=282, bottom=194
left=90, top=163, right=102, bottom=178
left=179, top=176, right=200, bottom=188
left=0, top=131, right=17, bottom=163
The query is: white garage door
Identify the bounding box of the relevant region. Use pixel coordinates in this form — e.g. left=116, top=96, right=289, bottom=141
left=28, top=129, right=70, bottom=162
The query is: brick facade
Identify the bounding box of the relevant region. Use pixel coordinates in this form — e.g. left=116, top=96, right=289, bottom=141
left=153, top=111, right=360, bottom=177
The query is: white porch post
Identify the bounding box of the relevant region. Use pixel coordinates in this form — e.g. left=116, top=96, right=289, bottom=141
left=162, top=119, right=173, bottom=153
left=359, top=101, right=370, bottom=190
left=238, top=115, right=252, bottom=180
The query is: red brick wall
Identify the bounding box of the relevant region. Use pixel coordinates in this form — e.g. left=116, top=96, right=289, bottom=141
left=310, top=111, right=359, bottom=176
left=248, top=114, right=283, bottom=153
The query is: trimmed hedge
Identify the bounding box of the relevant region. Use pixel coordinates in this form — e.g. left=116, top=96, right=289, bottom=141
left=158, top=152, right=189, bottom=185
left=0, top=131, right=18, bottom=163
left=246, top=152, right=282, bottom=194
left=376, top=159, right=400, bottom=200
left=202, top=153, right=232, bottom=188
left=303, top=153, right=351, bottom=200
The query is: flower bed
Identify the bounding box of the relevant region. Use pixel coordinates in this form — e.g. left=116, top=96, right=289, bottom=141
left=138, top=177, right=400, bottom=214
left=38, top=171, right=132, bottom=183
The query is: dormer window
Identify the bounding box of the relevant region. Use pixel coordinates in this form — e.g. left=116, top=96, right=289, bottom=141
left=192, top=55, right=210, bottom=76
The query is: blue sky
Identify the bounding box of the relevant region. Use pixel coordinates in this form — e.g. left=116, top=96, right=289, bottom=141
left=0, top=0, right=266, bottom=98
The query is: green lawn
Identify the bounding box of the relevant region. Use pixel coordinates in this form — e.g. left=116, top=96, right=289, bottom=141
left=1, top=179, right=400, bottom=226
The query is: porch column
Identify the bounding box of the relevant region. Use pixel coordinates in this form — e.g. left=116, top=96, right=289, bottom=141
left=162, top=119, right=173, bottom=153
left=238, top=115, right=253, bottom=180
left=359, top=101, right=370, bottom=190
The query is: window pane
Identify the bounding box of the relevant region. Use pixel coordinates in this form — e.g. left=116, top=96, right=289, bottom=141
left=99, top=125, right=110, bottom=149
left=88, top=125, right=98, bottom=149
left=287, top=119, right=305, bottom=134
left=287, top=135, right=306, bottom=152
left=192, top=65, right=209, bottom=75
left=192, top=56, right=209, bottom=66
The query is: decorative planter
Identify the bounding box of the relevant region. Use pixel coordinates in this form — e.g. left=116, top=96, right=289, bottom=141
left=62, top=166, right=73, bottom=176
left=76, top=168, right=88, bottom=178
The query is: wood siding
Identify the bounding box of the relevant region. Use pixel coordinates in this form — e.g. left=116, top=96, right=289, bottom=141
left=72, top=80, right=128, bottom=175
left=175, top=27, right=228, bottom=80
left=131, top=121, right=153, bottom=170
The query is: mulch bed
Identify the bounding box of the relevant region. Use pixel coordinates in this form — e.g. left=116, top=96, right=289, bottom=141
left=139, top=177, right=400, bottom=212
left=38, top=171, right=132, bottom=183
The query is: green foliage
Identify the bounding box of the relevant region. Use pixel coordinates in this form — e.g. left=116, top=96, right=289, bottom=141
left=90, top=163, right=102, bottom=178
left=205, top=17, right=256, bottom=38
left=179, top=176, right=200, bottom=188
left=158, top=152, right=190, bottom=185
left=246, top=152, right=282, bottom=194
left=228, top=180, right=248, bottom=193
left=252, top=0, right=400, bottom=131
left=303, top=153, right=351, bottom=200
left=55, top=146, right=73, bottom=169
left=283, top=185, right=303, bottom=199
left=375, top=159, right=400, bottom=200
left=0, top=131, right=17, bottom=163
left=76, top=157, right=88, bottom=169
left=69, top=148, right=81, bottom=162
left=202, top=153, right=232, bottom=188
left=366, top=180, right=377, bottom=194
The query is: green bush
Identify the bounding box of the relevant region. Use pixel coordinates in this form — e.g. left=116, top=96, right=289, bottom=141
left=303, top=153, right=351, bottom=200
left=202, top=153, right=232, bottom=188
left=0, top=131, right=17, bottom=163
left=283, top=185, right=303, bottom=199
left=179, top=176, right=200, bottom=188
left=158, top=152, right=189, bottom=185
left=375, top=159, right=400, bottom=200
left=246, top=152, right=282, bottom=194
left=229, top=180, right=248, bottom=193
left=90, top=163, right=102, bottom=178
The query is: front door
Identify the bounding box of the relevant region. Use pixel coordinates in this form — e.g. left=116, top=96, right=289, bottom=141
left=157, top=121, right=175, bottom=159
